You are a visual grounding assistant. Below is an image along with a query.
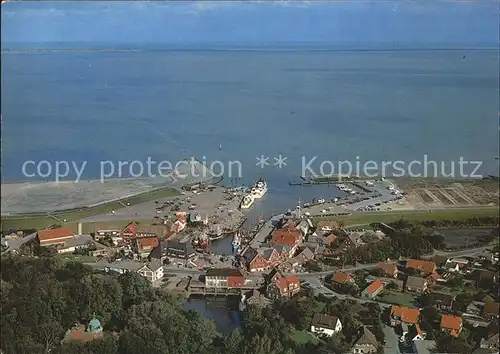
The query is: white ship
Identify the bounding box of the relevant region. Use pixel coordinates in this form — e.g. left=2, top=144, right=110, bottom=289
left=240, top=194, right=254, bottom=209
left=250, top=178, right=267, bottom=199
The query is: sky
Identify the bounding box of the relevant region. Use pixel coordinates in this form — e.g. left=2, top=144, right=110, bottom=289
left=1, top=1, right=499, bottom=47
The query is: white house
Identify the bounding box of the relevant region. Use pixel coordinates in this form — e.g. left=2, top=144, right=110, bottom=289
left=137, top=261, right=164, bottom=283
left=310, top=313, right=342, bottom=337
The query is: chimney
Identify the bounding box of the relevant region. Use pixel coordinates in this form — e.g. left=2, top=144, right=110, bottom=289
left=77, top=223, right=83, bottom=235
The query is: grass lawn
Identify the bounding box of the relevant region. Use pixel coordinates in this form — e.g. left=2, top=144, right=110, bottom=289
left=1, top=187, right=180, bottom=232
left=289, top=330, right=319, bottom=345
left=55, top=254, right=97, bottom=264
left=313, top=207, right=499, bottom=227
left=376, top=290, right=417, bottom=307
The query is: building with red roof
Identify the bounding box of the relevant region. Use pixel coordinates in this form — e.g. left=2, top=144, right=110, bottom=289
left=37, top=227, right=74, bottom=246
left=332, top=271, right=354, bottom=285
left=440, top=315, right=462, bottom=337
left=362, top=280, right=385, bottom=299
left=267, top=275, right=300, bottom=299
left=390, top=306, right=420, bottom=326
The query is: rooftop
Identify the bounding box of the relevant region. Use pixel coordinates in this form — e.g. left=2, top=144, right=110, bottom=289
left=311, top=313, right=340, bottom=330
left=206, top=268, right=243, bottom=277
left=38, top=227, right=73, bottom=241
left=391, top=306, right=420, bottom=324
left=332, top=271, right=353, bottom=284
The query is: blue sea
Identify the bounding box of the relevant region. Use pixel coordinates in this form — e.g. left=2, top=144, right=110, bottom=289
left=2, top=48, right=499, bottom=192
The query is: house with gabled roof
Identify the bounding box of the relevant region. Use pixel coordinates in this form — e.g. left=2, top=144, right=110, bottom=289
left=267, top=275, right=300, bottom=299
left=241, top=247, right=270, bottom=273
left=310, top=313, right=342, bottom=337
left=134, top=236, right=159, bottom=258
left=440, top=315, right=462, bottom=337
left=406, top=259, right=437, bottom=275
left=332, top=271, right=354, bottom=285
left=406, top=276, right=428, bottom=293
left=362, top=280, right=384, bottom=299
left=390, top=306, right=420, bottom=326
left=377, top=262, right=398, bottom=278
left=351, top=326, right=379, bottom=353
left=137, top=261, right=163, bottom=283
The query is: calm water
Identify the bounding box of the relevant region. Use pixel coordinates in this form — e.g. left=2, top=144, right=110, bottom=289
left=183, top=296, right=241, bottom=334
left=2, top=49, right=498, bottom=182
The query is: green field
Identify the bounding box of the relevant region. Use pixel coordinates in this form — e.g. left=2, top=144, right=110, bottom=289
left=1, top=187, right=180, bottom=232
left=288, top=330, right=319, bottom=345
left=376, top=290, right=417, bottom=307
left=313, top=207, right=500, bottom=227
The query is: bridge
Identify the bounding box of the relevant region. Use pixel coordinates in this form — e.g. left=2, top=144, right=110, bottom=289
left=185, top=277, right=260, bottom=297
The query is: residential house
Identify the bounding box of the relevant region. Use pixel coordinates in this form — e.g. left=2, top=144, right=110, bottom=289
left=390, top=306, right=420, bottom=326
left=445, top=258, right=469, bottom=273
left=37, top=227, right=74, bottom=246
left=294, top=246, right=315, bottom=264
left=134, top=236, right=159, bottom=258
left=406, top=259, right=437, bottom=276
left=430, top=292, right=456, bottom=312
left=149, top=240, right=196, bottom=265
left=241, top=247, right=270, bottom=272
left=401, top=323, right=426, bottom=342
left=310, top=313, right=342, bottom=337
left=189, top=212, right=209, bottom=225
left=425, top=272, right=441, bottom=285
left=362, top=280, right=385, bottom=299
left=267, top=275, right=300, bottom=299
left=205, top=268, right=245, bottom=289
left=170, top=212, right=187, bottom=234
left=296, top=219, right=310, bottom=236
left=274, top=245, right=294, bottom=259
left=376, top=263, right=398, bottom=278
left=332, top=271, right=354, bottom=285
left=267, top=268, right=285, bottom=282
left=94, top=227, right=121, bottom=240
left=463, top=314, right=491, bottom=328
left=406, top=276, right=428, bottom=293
left=243, top=289, right=270, bottom=308
left=440, top=315, right=462, bottom=337
left=351, top=326, right=379, bottom=354
left=472, top=270, right=497, bottom=289
left=361, top=230, right=386, bottom=242
left=101, top=260, right=163, bottom=283
left=325, top=234, right=338, bottom=245
left=341, top=232, right=366, bottom=249
left=137, top=261, right=164, bottom=283
left=366, top=275, right=404, bottom=291
left=480, top=332, right=500, bottom=353
left=466, top=298, right=500, bottom=320
left=483, top=301, right=500, bottom=320
left=270, top=228, right=302, bottom=254
left=261, top=248, right=282, bottom=267
left=316, top=220, right=339, bottom=234
left=281, top=247, right=316, bottom=270
left=432, top=255, right=449, bottom=268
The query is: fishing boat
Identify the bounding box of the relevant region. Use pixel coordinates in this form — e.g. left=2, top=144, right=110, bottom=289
left=250, top=178, right=267, bottom=199
left=240, top=194, right=254, bottom=209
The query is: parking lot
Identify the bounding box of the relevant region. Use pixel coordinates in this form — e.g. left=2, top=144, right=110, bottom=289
left=304, top=179, right=407, bottom=216
left=79, top=186, right=241, bottom=223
